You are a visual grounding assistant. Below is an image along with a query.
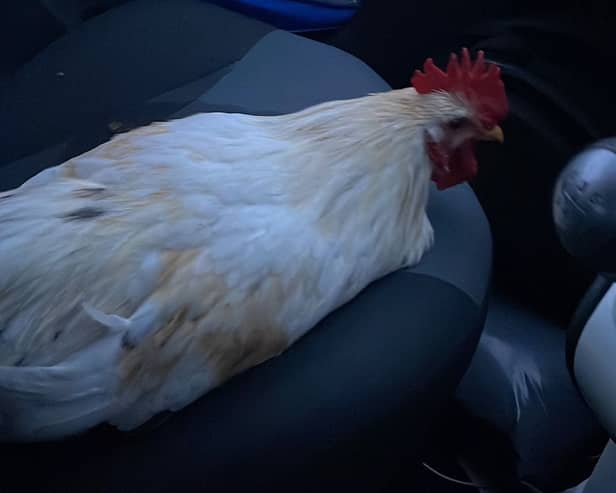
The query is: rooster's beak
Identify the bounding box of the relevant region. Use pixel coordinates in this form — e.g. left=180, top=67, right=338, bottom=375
left=480, top=125, right=504, bottom=143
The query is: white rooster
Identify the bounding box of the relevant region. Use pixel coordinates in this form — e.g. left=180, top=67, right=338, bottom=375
left=0, top=48, right=507, bottom=441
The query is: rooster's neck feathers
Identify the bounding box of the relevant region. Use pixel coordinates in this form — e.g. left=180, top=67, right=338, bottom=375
left=258, top=88, right=459, bottom=229
left=276, top=87, right=468, bottom=152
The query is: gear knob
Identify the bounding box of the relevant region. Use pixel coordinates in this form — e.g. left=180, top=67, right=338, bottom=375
left=553, top=138, right=616, bottom=274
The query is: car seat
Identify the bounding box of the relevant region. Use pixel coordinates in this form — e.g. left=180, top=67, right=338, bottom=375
left=0, top=1, right=492, bottom=491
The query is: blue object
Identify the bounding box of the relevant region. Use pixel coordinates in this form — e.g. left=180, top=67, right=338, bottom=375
left=205, top=0, right=360, bottom=31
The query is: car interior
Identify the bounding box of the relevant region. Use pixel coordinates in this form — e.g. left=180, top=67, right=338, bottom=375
left=1, top=0, right=616, bottom=491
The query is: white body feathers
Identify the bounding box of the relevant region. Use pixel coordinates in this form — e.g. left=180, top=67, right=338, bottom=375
left=0, top=88, right=449, bottom=442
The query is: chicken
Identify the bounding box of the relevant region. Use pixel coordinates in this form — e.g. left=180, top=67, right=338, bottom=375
left=0, top=48, right=507, bottom=442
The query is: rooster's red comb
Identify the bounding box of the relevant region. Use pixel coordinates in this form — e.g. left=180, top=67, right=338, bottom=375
left=411, top=48, right=508, bottom=126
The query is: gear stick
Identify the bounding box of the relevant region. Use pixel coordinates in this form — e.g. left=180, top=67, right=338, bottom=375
left=553, top=138, right=616, bottom=275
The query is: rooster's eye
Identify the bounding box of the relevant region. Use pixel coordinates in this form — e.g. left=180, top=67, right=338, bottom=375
left=448, top=118, right=469, bottom=130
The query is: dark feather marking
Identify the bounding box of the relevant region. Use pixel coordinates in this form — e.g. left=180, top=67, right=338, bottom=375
left=0, top=194, right=14, bottom=201
left=53, top=331, right=62, bottom=341
left=73, top=187, right=106, bottom=199
left=63, top=206, right=106, bottom=221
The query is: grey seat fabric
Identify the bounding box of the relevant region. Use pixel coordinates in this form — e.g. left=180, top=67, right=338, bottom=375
left=456, top=295, right=606, bottom=490
left=0, top=0, right=273, bottom=165
left=1, top=2, right=491, bottom=491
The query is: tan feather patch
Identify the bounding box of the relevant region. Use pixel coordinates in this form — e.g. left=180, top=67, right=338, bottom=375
left=116, top=251, right=290, bottom=399
left=61, top=161, right=79, bottom=178
left=117, top=305, right=289, bottom=397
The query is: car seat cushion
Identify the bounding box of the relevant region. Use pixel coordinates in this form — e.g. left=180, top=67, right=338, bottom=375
left=1, top=4, right=492, bottom=492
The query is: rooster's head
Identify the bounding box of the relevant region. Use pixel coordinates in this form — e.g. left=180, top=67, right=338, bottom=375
left=410, top=48, right=508, bottom=190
